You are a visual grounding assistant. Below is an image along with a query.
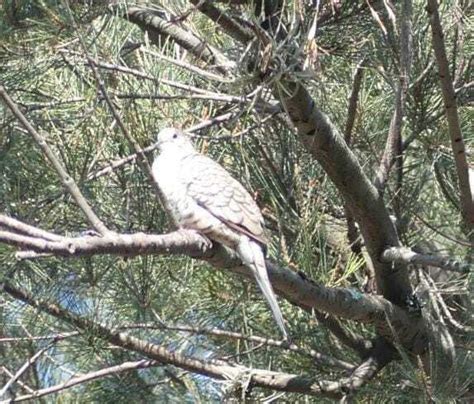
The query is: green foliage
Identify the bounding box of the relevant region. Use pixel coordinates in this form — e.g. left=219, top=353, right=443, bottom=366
left=0, top=0, right=472, bottom=401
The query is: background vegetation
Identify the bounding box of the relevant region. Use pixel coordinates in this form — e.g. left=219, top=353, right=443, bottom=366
left=0, top=0, right=472, bottom=402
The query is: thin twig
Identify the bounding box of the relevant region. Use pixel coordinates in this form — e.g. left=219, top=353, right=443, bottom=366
left=0, top=367, right=34, bottom=395
left=427, top=0, right=474, bottom=232
left=3, top=360, right=160, bottom=403
left=73, top=55, right=279, bottom=113
left=373, top=0, right=412, bottom=195
left=68, top=9, right=176, bottom=227
left=0, top=86, right=110, bottom=236
left=417, top=270, right=456, bottom=365
left=0, top=343, right=53, bottom=398
left=58, top=50, right=223, bottom=96
left=422, top=272, right=473, bottom=334
left=381, top=246, right=471, bottom=273
left=17, top=97, right=86, bottom=111
left=103, top=91, right=244, bottom=103
left=414, top=213, right=474, bottom=248
left=86, top=111, right=235, bottom=181
left=0, top=332, right=78, bottom=344
left=140, top=47, right=231, bottom=82
left=0, top=215, right=63, bottom=242
left=155, top=323, right=355, bottom=370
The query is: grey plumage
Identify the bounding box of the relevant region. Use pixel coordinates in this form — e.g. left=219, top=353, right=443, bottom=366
left=152, top=127, right=288, bottom=339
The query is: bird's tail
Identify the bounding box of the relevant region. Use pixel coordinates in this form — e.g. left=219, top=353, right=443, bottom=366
left=239, top=238, right=289, bottom=340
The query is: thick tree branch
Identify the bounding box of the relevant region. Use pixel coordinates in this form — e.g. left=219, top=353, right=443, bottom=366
left=0, top=220, right=427, bottom=352
left=278, top=82, right=412, bottom=306
left=426, top=0, right=474, bottom=232
left=0, top=228, right=209, bottom=258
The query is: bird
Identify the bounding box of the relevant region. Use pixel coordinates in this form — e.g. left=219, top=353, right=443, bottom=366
left=152, top=127, right=288, bottom=339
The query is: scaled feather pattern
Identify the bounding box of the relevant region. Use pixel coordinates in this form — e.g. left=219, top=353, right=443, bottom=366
left=152, top=128, right=288, bottom=339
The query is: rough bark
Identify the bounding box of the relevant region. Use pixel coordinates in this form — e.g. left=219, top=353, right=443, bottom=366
left=277, top=82, right=412, bottom=306
left=0, top=217, right=427, bottom=352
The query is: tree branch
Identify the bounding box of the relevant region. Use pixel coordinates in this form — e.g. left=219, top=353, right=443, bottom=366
left=153, top=323, right=355, bottom=370
left=1, top=283, right=355, bottom=399
left=344, top=60, right=365, bottom=145
left=336, top=337, right=396, bottom=394
left=126, top=6, right=234, bottom=75
left=0, top=342, right=53, bottom=398
left=0, top=86, right=110, bottom=236
left=278, top=81, right=412, bottom=307
left=373, top=0, right=412, bottom=196
left=0, top=367, right=35, bottom=396
left=189, top=0, right=253, bottom=43
left=0, top=216, right=63, bottom=242
left=0, top=220, right=427, bottom=351
left=0, top=323, right=354, bottom=371
left=381, top=246, right=471, bottom=274
left=426, top=0, right=474, bottom=233
left=6, top=360, right=160, bottom=403
left=342, top=60, right=365, bottom=259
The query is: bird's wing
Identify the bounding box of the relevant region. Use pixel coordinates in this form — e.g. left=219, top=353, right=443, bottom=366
left=182, top=154, right=268, bottom=246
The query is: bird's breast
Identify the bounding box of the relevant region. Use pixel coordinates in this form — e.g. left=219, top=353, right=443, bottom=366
left=152, top=153, right=194, bottom=223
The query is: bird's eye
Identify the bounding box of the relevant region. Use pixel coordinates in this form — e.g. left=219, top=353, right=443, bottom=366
left=172, top=133, right=178, bottom=139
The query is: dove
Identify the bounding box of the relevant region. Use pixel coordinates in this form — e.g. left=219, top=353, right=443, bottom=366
left=152, top=127, right=288, bottom=339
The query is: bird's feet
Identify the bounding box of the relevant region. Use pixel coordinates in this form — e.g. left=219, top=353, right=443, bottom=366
left=177, top=228, right=213, bottom=252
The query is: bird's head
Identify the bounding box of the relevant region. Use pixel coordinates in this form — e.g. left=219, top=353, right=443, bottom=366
left=155, top=127, right=195, bottom=155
